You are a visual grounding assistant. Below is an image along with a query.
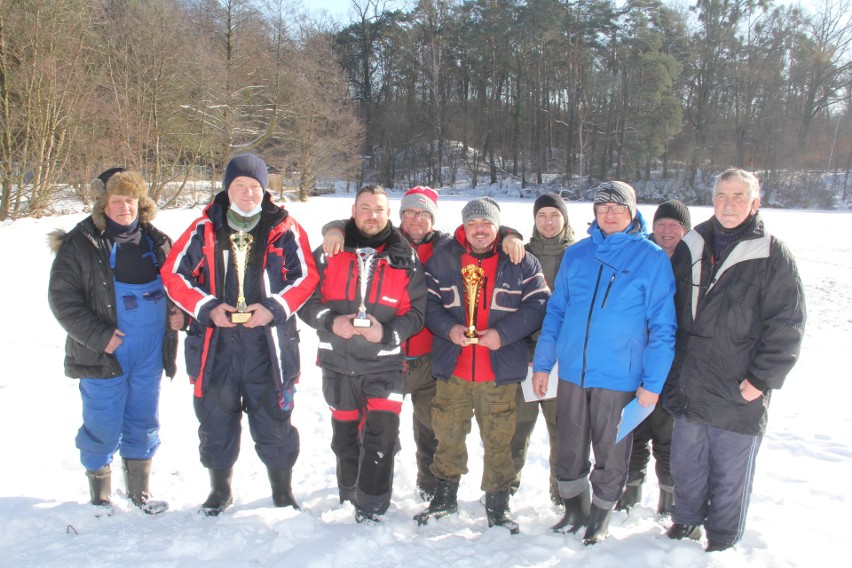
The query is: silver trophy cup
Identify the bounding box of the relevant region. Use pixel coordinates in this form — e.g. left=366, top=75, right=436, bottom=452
left=353, top=247, right=378, bottom=328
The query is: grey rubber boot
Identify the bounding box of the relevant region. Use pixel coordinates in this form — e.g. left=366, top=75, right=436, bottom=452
left=86, top=465, right=112, bottom=506
left=123, top=458, right=169, bottom=515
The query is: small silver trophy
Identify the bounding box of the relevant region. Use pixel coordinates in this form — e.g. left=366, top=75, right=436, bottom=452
left=353, top=247, right=378, bottom=328
left=229, top=230, right=254, bottom=324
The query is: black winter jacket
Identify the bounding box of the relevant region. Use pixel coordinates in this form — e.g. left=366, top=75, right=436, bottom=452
left=48, top=216, right=178, bottom=379
left=662, top=213, right=805, bottom=435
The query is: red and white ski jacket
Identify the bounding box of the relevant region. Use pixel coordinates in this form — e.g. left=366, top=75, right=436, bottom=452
left=162, top=191, right=318, bottom=397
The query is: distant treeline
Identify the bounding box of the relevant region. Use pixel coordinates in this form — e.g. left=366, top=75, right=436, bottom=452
left=1, top=0, right=850, bottom=219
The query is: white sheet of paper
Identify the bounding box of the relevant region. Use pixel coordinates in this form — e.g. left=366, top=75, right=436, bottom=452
left=521, top=364, right=558, bottom=402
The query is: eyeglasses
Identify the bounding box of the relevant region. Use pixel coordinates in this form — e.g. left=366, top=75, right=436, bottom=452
left=402, top=210, right=432, bottom=221
left=594, top=204, right=629, bottom=215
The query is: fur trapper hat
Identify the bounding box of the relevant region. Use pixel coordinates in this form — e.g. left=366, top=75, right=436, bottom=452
left=91, top=169, right=156, bottom=230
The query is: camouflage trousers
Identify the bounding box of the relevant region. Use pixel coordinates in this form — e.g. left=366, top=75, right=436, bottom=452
left=430, top=375, right=517, bottom=492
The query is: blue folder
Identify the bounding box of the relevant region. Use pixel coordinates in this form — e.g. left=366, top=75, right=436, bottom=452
left=615, top=398, right=655, bottom=444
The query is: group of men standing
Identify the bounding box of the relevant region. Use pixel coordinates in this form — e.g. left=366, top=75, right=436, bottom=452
left=48, top=152, right=805, bottom=553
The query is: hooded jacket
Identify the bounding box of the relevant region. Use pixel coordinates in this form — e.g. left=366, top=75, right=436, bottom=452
left=533, top=210, right=676, bottom=394
left=161, top=191, right=318, bottom=398
left=48, top=212, right=178, bottom=380
left=662, top=213, right=806, bottom=435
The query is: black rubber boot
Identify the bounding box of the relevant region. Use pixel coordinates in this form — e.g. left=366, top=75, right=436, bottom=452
left=268, top=467, right=300, bottom=510
left=706, top=539, right=735, bottom=552
left=582, top=504, right=612, bottom=546
left=86, top=465, right=112, bottom=506
left=485, top=490, right=519, bottom=535
left=657, top=488, right=674, bottom=516
left=123, top=458, right=169, bottom=515
left=615, top=484, right=642, bottom=511
left=667, top=523, right=703, bottom=541
left=355, top=507, right=383, bottom=523
left=551, top=489, right=591, bottom=533
left=200, top=468, right=233, bottom=517
left=414, top=478, right=459, bottom=525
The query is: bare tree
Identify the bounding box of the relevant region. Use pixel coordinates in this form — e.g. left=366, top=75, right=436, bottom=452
left=0, top=0, right=99, bottom=219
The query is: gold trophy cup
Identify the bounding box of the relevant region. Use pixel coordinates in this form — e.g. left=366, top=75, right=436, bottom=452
left=461, top=264, right=485, bottom=344
left=229, top=230, right=254, bottom=324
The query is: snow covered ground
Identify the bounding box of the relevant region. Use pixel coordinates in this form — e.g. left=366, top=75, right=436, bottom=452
left=1, top=195, right=849, bottom=567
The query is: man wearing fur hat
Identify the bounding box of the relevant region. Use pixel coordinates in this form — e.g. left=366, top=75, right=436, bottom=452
left=510, top=193, right=575, bottom=506
left=414, top=197, right=549, bottom=534
left=48, top=168, right=182, bottom=515
left=531, top=181, right=676, bottom=545
left=617, top=199, right=691, bottom=515
left=162, top=153, right=318, bottom=516
left=320, top=186, right=526, bottom=502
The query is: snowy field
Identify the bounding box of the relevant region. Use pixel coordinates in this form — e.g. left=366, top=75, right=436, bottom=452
left=1, top=194, right=849, bottom=567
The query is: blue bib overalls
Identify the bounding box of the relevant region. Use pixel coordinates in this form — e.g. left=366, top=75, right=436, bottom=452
left=76, top=244, right=166, bottom=471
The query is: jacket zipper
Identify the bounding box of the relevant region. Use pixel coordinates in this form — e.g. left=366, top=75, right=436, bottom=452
left=581, top=266, right=604, bottom=387
left=471, top=258, right=483, bottom=382
left=600, top=273, right=615, bottom=309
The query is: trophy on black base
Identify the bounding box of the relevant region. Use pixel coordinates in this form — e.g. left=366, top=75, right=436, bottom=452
left=461, top=264, right=484, bottom=344
left=229, top=230, right=254, bottom=324
left=353, top=247, right=378, bottom=328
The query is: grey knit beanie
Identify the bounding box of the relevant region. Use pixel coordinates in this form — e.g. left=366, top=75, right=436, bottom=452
left=462, top=197, right=500, bottom=227
left=594, top=181, right=636, bottom=218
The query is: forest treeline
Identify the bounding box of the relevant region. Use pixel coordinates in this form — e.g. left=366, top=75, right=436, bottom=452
left=1, top=0, right=850, bottom=220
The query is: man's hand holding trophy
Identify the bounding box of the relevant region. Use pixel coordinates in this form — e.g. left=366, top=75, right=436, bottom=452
left=229, top=230, right=254, bottom=324
left=353, top=247, right=378, bottom=328
left=330, top=247, right=384, bottom=343
left=461, top=264, right=485, bottom=345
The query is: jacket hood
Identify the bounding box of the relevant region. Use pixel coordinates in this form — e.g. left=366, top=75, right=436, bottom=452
left=377, top=225, right=419, bottom=269
left=46, top=228, right=67, bottom=254
left=587, top=208, right=649, bottom=243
